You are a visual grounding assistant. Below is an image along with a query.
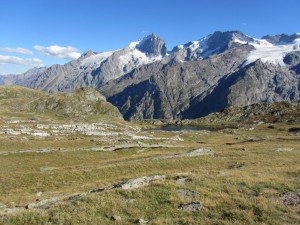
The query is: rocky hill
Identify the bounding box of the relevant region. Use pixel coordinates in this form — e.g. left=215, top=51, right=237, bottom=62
left=194, top=101, right=300, bottom=124
left=0, top=86, right=121, bottom=121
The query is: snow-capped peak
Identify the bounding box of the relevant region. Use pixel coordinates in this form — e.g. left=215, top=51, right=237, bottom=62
left=136, top=33, right=167, bottom=57
left=80, top=35, right=165, bottom=76
left=172, top=31, right=254, bottom=61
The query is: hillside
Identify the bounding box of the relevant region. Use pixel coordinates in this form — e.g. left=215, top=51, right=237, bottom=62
left=0, top=86, right=122, bottom=122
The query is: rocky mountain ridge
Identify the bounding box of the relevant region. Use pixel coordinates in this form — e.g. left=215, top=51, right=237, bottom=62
left=1, top=31, right=300, bottom=120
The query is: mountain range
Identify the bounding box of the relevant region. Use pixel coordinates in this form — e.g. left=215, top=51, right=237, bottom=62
left=1, top=31, right=300, bottom=120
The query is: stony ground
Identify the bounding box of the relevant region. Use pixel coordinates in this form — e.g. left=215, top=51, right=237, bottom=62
left=0, top=117, right=299, bottom=224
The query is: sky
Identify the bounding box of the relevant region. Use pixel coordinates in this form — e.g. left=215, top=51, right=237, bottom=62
left=0, top=0, right=299, bottom=74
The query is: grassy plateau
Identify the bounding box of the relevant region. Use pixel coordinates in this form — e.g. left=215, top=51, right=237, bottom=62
left=0, top=86, right=299, bottom=224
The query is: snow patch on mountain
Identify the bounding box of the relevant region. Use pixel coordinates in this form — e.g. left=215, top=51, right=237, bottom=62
left=189, top=41, right=201, bottom=52
left=128, top=41, right=140, bottom=50
left=246, top=38, right=300, bottom=66
left=233, top=38, right=247, bottom=44
left=80, top=51, right=115, bottom=68
left=119, top=49, right=162, bottom=70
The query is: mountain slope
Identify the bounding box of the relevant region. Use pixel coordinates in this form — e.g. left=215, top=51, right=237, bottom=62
left=101, top=44, right=253, bottom=120
left=2, top=34, right=167, bottom=93
left=180, top=60, right=300, bottom=119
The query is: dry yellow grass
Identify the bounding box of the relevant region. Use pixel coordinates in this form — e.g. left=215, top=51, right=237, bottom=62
left=0, top=86, right=299, bottom=224
left=0, top=120, right=299, bottom=224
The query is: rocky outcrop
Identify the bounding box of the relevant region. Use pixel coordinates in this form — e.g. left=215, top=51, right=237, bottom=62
left=283, top=51, right=300, bottom=65
left=113, top=175, right=167, bottom=190
left=193, top=101, right=300, bottom=124
left=178, top=201, right=204, bottom=212
left=227, top=60, right=300, bottom=104
left=281, top=192, right=300, bottom=206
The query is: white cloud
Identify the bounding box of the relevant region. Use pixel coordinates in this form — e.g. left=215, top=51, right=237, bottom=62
left=34, top=45, right=81, bottom=60
left=0, top=47, right=33, bottom=55
left=0, top=55, right=44, bottom=67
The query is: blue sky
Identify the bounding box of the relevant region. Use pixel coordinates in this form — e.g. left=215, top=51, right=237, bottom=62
left=1, top=0, right=299, bottom=74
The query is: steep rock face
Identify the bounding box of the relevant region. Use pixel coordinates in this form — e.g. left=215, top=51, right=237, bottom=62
left=262, top=33, right=300, bottom=45
left=283, top=51, right=300, bottom=65
left=102, top=45, right=253, bottom=120
left=227, top=60, right=300, bottom=104
left=136, top=33, right=167, bottom=57
left=180, top=60, right=300, bottom=118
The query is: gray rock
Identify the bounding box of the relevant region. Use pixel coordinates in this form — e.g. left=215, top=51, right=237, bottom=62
left=281, top=192, right=300, bottom=206
left=178, top=201, right=203, bottom=212
left=179, top=148, right=213, bottom=156
left=283, top=51, right=300, bottom=65
left=26, top=197, right=60, bottom=209
left=111, top=215, right=122, bottom=221
left=114, top=175, right=167, bottom=190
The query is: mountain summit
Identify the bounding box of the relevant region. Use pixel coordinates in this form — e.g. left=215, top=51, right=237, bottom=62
left=171, top=31, right=254, bottom=61
left=136, top=33, right=167, bottom=57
